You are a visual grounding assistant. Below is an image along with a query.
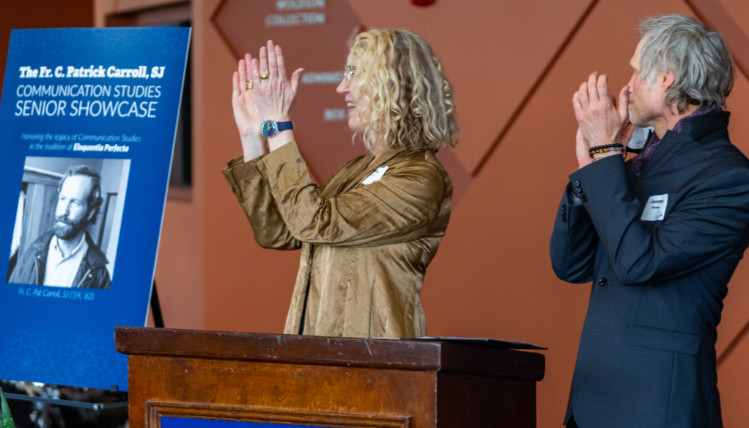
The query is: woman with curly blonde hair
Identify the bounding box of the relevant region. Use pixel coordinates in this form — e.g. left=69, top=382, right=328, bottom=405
left=223, top=29, right=458, bottom=338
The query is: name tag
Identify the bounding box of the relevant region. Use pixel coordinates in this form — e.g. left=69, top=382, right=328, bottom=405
left=362, top=166, right=388, bottom=185
left=641, top=194, right=668, bottom=221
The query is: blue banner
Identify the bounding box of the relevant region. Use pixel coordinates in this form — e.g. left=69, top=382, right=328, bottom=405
left=0, top=27, right=190, bottom=390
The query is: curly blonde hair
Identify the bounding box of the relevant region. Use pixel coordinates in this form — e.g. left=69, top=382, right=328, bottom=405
left=349, top=29, right=459, bottom=152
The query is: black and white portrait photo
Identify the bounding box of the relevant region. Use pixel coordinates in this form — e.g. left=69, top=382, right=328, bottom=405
left=7, top=157, right=130, bottom=289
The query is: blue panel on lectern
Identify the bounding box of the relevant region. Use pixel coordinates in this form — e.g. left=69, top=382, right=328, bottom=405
left=161, top=418, right=333, bottom=428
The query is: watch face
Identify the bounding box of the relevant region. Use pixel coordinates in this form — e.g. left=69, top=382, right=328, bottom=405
left=261, top=121, right=277, bottom=137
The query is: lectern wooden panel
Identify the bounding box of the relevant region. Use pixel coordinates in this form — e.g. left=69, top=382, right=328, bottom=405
left=115, top=327, right=544, bottom=428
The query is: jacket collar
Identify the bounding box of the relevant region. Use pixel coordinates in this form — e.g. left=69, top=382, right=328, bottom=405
left=30, top=230, right=108, bottom=268
left=664, top=110, right=730, bottom=145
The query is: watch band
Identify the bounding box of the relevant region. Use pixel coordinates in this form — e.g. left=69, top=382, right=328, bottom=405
left=261, top=120, right=294, bottom=137
left=276, top=121, right=294, bottom=132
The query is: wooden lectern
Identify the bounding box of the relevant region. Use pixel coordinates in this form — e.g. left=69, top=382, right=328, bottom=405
left=115, top=327, right=544, bottom=427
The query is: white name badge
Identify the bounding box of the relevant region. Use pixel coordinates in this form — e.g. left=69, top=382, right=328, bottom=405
left=362, top=166, right=388, bottom=185
left=641, top=194, right=668, bottom=221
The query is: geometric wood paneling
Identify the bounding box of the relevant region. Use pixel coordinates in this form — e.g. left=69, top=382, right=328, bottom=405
left=687, top=3, right=749, bottom=425
left=211, top=0, right=600, bottom=203
left=687, top=0, right=749, bottom=76
left=684, top=0, right=749, bottom=387
left=137, top=1, right=749, bottom=427
left=347, top=0, right=600, bottom=178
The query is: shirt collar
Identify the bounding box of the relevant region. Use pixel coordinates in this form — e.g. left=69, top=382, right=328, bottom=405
left=51, top=233, right=89, bottom=260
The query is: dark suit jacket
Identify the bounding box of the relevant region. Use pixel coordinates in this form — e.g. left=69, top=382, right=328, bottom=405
left=550, top=112, right=749, bottom=428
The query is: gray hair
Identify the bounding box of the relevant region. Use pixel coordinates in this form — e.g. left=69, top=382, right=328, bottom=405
left=638, top=14, right=734, bottom=113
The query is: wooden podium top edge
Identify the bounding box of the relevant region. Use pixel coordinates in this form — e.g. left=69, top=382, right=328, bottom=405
left=114, top=327, right=545, bottom=381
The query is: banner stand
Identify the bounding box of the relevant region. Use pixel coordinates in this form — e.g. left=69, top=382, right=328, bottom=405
left=4, top=392, right=127, bottom=411
left=150, top=281, right=165, bottom=328
left=4, top=386, right=128, bottom=427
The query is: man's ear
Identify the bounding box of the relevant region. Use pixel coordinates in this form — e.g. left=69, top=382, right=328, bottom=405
left=86, top=206, right=97, bottom=223
left=659, top=70, right=675, bottom=90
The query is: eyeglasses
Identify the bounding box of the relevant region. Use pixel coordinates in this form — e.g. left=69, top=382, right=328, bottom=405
left=344, top=65, right=356, bottom=82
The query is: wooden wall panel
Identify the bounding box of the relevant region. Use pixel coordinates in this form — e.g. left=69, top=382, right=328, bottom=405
left=704, top=0, right=749, bottom=423
left=79, top=0, right=749, bottom=427
left=0, top=0, right=93, bottom=90
left=346, top=0, right=595, bottom=176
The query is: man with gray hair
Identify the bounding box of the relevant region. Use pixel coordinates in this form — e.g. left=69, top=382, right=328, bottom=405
left=551, top=14, right=749, bottom=427
left=9, top=165, right=111, bottom=289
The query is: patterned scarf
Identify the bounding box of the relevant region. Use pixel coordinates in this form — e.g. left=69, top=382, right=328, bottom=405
left=629, top=105, right=720, bottom=177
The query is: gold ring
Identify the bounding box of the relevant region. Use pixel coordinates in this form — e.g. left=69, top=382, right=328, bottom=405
left=246, top=80, right=254, bottom=90
left=260, top=73, right=269, bottom=80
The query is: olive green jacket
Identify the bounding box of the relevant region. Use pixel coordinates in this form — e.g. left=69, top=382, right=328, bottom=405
left=223, top=141, right=452, bottom=338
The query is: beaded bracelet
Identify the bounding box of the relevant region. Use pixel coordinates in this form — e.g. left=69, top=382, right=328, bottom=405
left=589, top=143, right=623, bottom=158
